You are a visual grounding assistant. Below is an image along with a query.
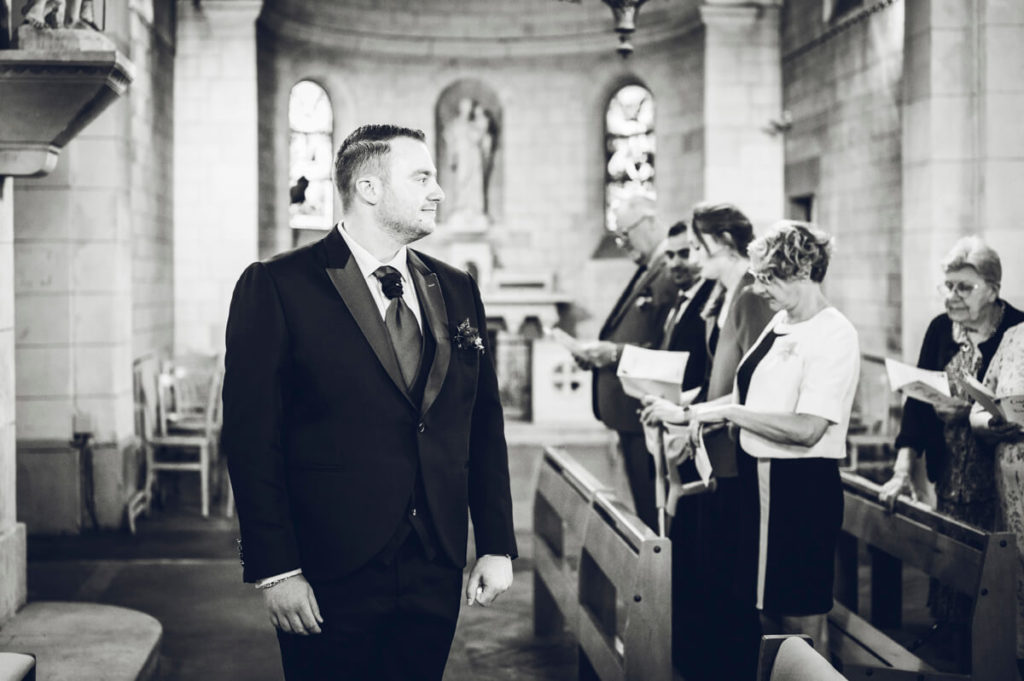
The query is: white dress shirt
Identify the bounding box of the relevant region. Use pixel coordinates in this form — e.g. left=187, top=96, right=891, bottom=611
left=337, top=223, right=423, bottom=331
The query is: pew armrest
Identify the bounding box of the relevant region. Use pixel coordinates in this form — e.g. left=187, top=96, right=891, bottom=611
left=0, top=653, right=35, bottom=681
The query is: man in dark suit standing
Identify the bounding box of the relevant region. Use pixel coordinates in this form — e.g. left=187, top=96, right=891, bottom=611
left=574, top=195, right=674, bottom=530
left=222, top=124, right=517, bottom=681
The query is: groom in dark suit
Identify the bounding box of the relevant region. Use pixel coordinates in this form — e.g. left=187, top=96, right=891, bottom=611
left=222, top=124, right=517, bottom=681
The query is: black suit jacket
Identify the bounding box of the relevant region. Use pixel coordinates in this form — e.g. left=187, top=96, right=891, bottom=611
left=660, top=279, right=716, bottom=391
left=591, top=256, right=674, bottom=433
left=222, top=228, right=517, bottom=583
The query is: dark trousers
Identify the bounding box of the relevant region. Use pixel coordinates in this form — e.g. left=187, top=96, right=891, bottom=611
left=619, top=432, right=658, bottom=531
left=276, top=530, right=463, bottom=681
left=671, top=476, right=761, bottom=681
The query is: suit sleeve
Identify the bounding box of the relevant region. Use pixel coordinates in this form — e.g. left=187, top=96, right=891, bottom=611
left=894, top=315, right=946, bottom=454
left=221, top=262, right=301, bottom=582
left=466, top=274, right=519, bottom=559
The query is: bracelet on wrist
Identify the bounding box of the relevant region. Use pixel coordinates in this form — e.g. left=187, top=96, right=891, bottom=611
left=256, top=573, right=298, bottom=590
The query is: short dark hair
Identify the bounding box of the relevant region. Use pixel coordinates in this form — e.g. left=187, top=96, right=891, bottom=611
left=333, top=124, right=426, bottom=209
left=667, top=220, right=688, bottom=238
left=691, top=202, right=754, bottom=256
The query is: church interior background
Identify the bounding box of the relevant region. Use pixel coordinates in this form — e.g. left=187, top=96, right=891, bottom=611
left=1, top=0, right=1023, bottom=675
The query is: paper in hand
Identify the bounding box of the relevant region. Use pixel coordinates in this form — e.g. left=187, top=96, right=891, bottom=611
left=693, top=425, right=714, bottom=485
left=546, top=327, right=585, bottom=356
left=884, top=358, right=960, bottom=407
left=956, top=374, right=1007, bottom=421
left=616, top=345, right=689, bottom=402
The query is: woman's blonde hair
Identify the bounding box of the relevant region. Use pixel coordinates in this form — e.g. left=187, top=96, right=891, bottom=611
left=749, top=220, right=833, bottom=283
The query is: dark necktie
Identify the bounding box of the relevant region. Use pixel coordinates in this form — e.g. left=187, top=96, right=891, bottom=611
left=373, top=266, right=422, bottom=389
left=660, top=291, right=689, bottom=350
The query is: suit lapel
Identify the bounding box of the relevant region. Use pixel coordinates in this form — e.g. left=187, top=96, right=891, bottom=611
left=322, top=230, right=413, bottom=406
left=603, top=257, right=664, bottom=336
left=408, top=250, right=450, bottom=416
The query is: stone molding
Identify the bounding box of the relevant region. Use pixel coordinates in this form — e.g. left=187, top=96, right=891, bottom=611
left=258, top=3, right=702, bottom=59
left=0, top=49, right=134, bottom=176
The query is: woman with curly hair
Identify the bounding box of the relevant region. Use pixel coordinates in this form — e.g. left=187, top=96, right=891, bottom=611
left=686, top=220, right=860, bottom=651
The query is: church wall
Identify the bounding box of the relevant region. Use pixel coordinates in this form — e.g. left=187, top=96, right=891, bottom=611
left=174, top=1, right=260, bottom=356
left=130, top=2, right=176, bottom=360
left=781, top=0, right=905, bottom=356
left=256, top=19, right=707, bottom=341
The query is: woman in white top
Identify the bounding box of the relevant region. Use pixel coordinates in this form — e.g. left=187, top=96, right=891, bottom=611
left=691, top=221, right=859, bottom=652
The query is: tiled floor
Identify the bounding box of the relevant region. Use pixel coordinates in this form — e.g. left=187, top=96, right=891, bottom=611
left=25, top=431, right=617, bottom=681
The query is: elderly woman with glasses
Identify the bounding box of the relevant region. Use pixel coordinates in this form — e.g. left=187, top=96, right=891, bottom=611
left=880, top=236, right=1024, bottom=666
left=675, top=221, right=858, bottom=653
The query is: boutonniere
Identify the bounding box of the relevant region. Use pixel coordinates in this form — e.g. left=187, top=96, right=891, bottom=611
left=453, top=318, right=485, bottom=354
left=635, top=286, right=654, bottom=311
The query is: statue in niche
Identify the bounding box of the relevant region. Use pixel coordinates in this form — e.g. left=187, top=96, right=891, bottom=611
left=442, top=97, right=495, bottom=229
left=21, top=0, right=97, bottom=30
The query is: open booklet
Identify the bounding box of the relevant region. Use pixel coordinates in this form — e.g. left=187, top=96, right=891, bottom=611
left=884, top=358, right=963, bottom=408
left=617, top=345, right=689, bottom=402
left=958, top=374, right=1024, bottom=425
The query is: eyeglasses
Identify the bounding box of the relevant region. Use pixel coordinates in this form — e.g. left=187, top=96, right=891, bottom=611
left=937, top=281, right=980, bottom=297
left=613, top=213, right=654, bottom=247
left=749, top=269, right=775, bottom=286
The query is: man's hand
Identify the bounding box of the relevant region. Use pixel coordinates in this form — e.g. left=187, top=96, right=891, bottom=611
left=263, top=574, right=323, bottom=635
left=465, top=554, right=513, bottom=607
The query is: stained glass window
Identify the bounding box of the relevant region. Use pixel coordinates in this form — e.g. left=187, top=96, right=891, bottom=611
left=605, top=84, right=655, bottom=231
left=289, top=81, right=334, bottom=230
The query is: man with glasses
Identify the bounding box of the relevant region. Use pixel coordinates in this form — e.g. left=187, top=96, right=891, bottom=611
left=572, top=195, right=675, bottom=530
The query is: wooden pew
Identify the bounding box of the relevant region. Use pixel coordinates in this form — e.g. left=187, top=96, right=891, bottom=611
left=577, top=491, right=671, bottom=681
left=830, top=471, right=1016, bottom=681
left=758, top=635, right=847, bottom=681
left=533, top=446, right=611, bottom=637
left=0, top=653, right=35, bottom=681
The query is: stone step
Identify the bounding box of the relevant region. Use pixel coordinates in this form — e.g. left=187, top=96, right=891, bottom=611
left=0, top=602, right=161, bottom=681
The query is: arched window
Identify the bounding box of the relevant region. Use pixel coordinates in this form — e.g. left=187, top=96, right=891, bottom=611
left=605, top=84, right=655, bottom=231
left=288, top=80, right=334, bottom=231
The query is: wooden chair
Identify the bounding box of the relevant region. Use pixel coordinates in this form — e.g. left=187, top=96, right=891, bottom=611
left=758, top=635, right=847, bottom=681
left=140, top=358, right=224, bottom=518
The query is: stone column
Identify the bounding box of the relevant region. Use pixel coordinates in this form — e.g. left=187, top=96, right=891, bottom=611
left=174, top=0, right=261, bottom=355
left=699, top=1, right=785, bottom=228
left=14, top=99, right=136, bottom=531
left=0, top=177, right=26, bottom=624
left=901, top=1, right=1024, bottom=356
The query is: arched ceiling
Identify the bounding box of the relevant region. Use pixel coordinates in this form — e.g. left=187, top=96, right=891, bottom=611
left=258, top=0, right=701, bottom=58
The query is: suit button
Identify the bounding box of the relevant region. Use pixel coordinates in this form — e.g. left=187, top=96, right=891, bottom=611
left=410, top=508, right=418, bottom=517
left=417, top=422, right=425, bottom=433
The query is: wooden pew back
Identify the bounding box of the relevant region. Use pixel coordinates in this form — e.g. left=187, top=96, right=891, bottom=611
left=578, top=492, right=671, bottom=681
left=533, top=446, right=610, bottom=637
left=831, top=471, right=1016, bottom=681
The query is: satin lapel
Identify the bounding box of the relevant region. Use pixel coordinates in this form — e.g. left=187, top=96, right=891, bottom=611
left=408, top=251, right=450, bottom=416
left=324, top=258, right=412, bottom=407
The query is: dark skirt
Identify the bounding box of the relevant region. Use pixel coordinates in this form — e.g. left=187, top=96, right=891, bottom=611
left=740, top=451, right=844, bottom=616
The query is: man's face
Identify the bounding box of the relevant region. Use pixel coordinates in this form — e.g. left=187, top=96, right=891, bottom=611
left=664, top=233, right=700, bottom=288
left=377, top=137, right=445, bottom=244
left=613, top=206, right=658, bottom=264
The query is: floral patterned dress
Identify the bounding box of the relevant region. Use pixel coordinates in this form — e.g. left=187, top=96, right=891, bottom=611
left=982, top=322, right=1024, bottom=657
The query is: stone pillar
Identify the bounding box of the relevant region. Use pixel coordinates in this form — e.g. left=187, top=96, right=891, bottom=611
left=901, top=1, right=1024, bottom=356
left=0, top=177, right=27, bottom=624
left=699, top=1, right=785, bottom=228
left=174, top=0, right=261, bottom=355
left=14, top=99, right=136, bottom=531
